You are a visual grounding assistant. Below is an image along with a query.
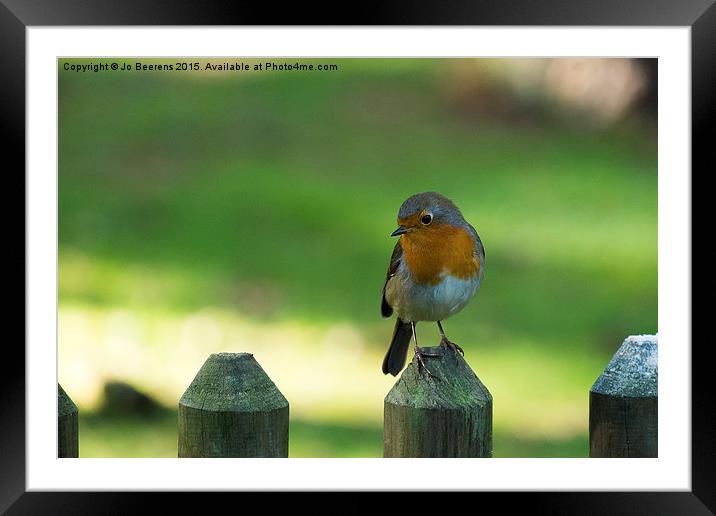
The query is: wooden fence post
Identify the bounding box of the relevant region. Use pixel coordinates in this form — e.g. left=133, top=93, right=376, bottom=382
left=178, top=352, right=289, bottom=457
left=58, top=384, right=79, bottom=458
left=384, top=346, right=492, bottom=457
left=589, top=334, right=658, bottom=457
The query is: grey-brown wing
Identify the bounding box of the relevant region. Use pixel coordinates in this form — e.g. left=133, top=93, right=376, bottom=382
left=381, top=241, right=403, bottom=318
left=467, top=223, right=485, bottom=260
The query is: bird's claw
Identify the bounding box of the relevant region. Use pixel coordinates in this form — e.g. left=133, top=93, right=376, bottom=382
left=414, top=346, right=440, bottom=380
left=440, top=336, right=464, bottom=356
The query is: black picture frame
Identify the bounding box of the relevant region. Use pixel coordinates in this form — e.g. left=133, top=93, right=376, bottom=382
left=3, top=0, right=713, bottom=513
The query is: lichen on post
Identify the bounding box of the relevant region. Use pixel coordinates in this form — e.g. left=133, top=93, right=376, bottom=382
left=178, top=352, right=289, bottom=458
left=589, top=334, right=658, bottom=457
left=384, top=346, right=493, bottom=457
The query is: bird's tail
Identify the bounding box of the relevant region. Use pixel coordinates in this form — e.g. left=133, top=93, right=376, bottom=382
left=382, top=319, right=413, bottom=376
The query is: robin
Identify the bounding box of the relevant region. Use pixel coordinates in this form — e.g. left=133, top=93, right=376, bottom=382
left=381, top=192, right=485, bottom=378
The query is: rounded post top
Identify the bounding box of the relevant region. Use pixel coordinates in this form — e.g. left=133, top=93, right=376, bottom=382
left=179, top=352, right=288, bottom=412
left=591, top=334, right=658, bottom=398
left=385, top=346, right=491, bottom=410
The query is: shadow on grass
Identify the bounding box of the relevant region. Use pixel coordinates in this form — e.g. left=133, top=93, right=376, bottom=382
left=76, top=409, right=586, bottom=458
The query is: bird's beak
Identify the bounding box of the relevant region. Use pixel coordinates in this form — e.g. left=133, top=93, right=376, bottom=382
left=391, top=227, right=408, bottom=237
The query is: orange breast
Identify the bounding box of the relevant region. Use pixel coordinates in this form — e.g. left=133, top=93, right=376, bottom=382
left=400, top=224, right=480, bottom=285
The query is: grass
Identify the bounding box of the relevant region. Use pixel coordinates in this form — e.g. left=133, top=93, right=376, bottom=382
left=58, top=58, right=656, bottom=457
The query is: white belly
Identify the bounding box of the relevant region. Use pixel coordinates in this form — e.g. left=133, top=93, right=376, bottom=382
left=385, top=268, right=480, bottom=323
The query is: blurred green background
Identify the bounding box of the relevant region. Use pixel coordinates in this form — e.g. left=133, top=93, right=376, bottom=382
left=58, top=58, right=657, bottom=458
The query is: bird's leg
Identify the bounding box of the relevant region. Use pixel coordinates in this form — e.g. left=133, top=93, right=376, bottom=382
left=411, top=322, right=440, bottom=380
left=437, top=321, right=464, bottom=356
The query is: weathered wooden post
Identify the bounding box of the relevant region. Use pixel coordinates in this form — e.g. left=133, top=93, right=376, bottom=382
left=178, top=352, right=289, bottom=457
left=384, top=346, right=492, bottom=457
left=589, top=334, right=658, bottom=457
left=58, top=384, right=79, bottom=458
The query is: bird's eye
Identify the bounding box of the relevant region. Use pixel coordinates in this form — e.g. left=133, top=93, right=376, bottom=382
left=421, top=213, right=433, bottom=225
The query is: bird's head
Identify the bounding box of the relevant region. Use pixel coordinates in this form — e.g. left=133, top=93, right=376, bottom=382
left=391, top=192, right=465, bottom=238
